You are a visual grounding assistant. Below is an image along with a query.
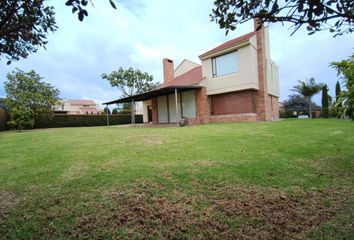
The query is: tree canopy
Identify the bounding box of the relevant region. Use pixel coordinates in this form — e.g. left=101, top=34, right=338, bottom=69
left=102, top=67, right=158, bottom=97
left=0, top=0, right=57, bottom=64
left=65, top=0, right=117, bottom=21
left=331, top=54, right=354, bottom=119
left=0, top=1, right=116, bottom=64
left=292, top=78, right=323, bottom=118
left=4, top=68, right=60, bottom=130
left=321, top=84, right=329, bottom=118
left=211, top=0, right=354, bottom=36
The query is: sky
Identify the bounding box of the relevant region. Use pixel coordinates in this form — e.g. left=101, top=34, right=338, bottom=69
left=0, top=0, right=353, bottom=108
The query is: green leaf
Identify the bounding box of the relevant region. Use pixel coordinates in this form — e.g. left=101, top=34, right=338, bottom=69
left=109, top=0, right=117, bottom=9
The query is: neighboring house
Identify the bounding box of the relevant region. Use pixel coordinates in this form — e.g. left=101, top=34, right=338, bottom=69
left=54, top=99, right=101, bottom=115
left=104, top=21, right=279, bottom=125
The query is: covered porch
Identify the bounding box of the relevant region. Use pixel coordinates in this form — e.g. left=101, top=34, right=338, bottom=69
left=103, top=85, right=201, bottom=126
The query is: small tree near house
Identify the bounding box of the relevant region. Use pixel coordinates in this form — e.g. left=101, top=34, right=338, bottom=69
left=102, top=67, right=157, bottom=125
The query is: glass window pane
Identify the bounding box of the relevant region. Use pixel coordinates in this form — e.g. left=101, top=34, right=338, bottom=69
left=213, top=51, right=238, bottom=77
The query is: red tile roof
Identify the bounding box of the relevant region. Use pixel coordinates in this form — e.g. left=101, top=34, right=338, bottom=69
left=68, top=99, right=96, bottom=105
left=199, top=31, right=256, bottom=59
left=160, top=66, right=203, bottom=88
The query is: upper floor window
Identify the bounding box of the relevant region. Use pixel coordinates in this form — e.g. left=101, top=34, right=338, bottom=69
left=83, top=104, right=90, bottom=107
left=212, top=51, right=239, bottom=78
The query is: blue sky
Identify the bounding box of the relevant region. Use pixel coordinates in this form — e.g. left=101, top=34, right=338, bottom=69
left=0, top=0, right=353, bottom=107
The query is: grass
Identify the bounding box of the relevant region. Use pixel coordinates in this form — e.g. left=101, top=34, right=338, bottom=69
left=0, top=119, right=353, bottom=239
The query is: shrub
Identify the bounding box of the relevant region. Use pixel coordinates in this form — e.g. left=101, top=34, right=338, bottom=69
left=118, top=109, right=131, bottom=114
left=34, top=114, right=143, bottom=128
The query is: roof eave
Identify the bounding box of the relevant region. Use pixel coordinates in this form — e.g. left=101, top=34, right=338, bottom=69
left=199, top=40, right=250, bottom=60
left=102, top=85, right=202, bottom=105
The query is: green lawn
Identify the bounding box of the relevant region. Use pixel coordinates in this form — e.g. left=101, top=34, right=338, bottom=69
left=0, top=119, right=353, bottom=239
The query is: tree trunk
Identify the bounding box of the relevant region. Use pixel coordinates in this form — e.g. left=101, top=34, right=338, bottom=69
left=308, top=97, right=312, bottom=118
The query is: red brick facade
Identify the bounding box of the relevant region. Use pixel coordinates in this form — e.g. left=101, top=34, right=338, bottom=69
left=210, top=90, right=256, bottom=115
left=194, top=87, right=210, bottom=124
left=163, top=58, right=174, bottom=83
left=151, top=98, right=158, bottom=124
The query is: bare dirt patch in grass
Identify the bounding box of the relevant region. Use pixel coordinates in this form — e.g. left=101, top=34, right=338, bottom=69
left=66, top=182, right=352, bottom=239
left=0, top=191, right=24, bottom=223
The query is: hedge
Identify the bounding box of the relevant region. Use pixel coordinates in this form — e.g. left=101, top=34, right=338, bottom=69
left=34, top=114, right=143, bottom=128
left=0, top=108, right=8, bottom=131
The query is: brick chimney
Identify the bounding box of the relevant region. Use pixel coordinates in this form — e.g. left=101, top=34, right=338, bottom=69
left=254, top=18, right=271, bottom=121
left=163, top=58, right=174, bottom=83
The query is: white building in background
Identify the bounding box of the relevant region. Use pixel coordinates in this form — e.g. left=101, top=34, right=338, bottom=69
left=54, top=99, right=101, bottom=115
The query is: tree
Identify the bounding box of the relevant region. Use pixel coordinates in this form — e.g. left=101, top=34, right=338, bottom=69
left=103, top=107, right=111, bottom=115
left=4, top=68, right=60, bottom=130
left=321, top=84, right=329, bottom=118
left=121, top=102, right=132, bottom=110
left=335, top=80, right=342, bottom=117
left=6, top=107, right=34, bottom=131
left=65, top=0, right=117, bottom=21
left=330, top=54, right=354, bottom=120
left=112, top=108, right=118, bottom=114
left=102, top=67, right=157, bottom=125
left=0, top=1, right=57, bottom=64
left=292, top=78, right=323, bottom=118
left=211, top=0, right=354, bottom=36
left=282, top=94, right=319, bottom=117
left=1, top=1, right=116, bottom=64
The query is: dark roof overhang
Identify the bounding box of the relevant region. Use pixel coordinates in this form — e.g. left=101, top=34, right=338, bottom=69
left=102, top=85, right=202, bottom=105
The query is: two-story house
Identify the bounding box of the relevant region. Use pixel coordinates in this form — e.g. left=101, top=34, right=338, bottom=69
left=54, top=99, right=101, bottom=115
left=103, top=21, right=279, bottom=125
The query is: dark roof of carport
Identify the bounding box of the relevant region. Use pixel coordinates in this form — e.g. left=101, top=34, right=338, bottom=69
left=102, top=85, right=202, bottom=105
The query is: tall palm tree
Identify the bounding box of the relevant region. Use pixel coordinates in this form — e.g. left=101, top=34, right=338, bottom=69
left=292, top=78, right=323, bottom=118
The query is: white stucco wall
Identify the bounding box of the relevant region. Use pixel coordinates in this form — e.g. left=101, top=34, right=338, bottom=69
left=202, top=43, right=259, bottom=95
left=174, top=60, right=200, bottom=77
left=200, top=28, right=279, bottom=97
left=264, top=28, right=280, bottom=97
left=142, top=100, right=151, bottom=123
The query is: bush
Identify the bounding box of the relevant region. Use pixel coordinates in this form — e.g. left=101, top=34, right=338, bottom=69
left=118, top=109, right=132, bottom=114
left=279, top=109, right=296, bottom=118
left=34, top=114, right=143, bottom=128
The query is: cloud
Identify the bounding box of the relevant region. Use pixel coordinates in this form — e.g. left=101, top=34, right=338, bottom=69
left=0, top=0, right=352, bottom=107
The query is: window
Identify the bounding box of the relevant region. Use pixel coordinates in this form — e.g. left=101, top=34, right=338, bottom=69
left=83, top=105, right=90, bottom=107
left=212, top=51, right=239, bottom=77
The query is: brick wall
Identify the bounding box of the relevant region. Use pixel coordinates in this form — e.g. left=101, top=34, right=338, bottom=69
left=194, top=87, right=210, bottom=124
left=151, top=98, right=158, bottom=124
left=269, top=95, right=279, bottom=120
left=163, top=58, right=174, bottom=83
left=210, top=113, right=258, bottom=123
left=254, top=20, right=271, bottom=121
left=210, top=90, right=256, bottom=115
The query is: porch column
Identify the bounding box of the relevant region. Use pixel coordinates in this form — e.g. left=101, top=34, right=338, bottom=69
left=175, top=88, right=179, bottom=127
left=131, top=98, right=135, bottom=126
